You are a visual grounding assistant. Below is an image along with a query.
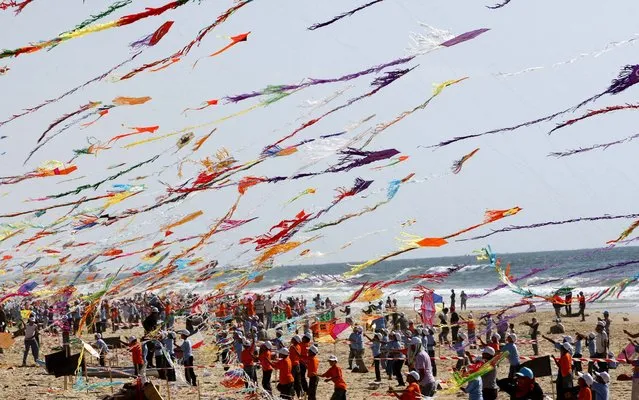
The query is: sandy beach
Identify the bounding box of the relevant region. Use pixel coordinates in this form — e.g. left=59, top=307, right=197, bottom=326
left=0, top=307, right=636, bottom=399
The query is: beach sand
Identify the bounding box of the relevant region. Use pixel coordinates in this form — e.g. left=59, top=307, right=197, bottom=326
left=0, top=308, right=636, bottom=399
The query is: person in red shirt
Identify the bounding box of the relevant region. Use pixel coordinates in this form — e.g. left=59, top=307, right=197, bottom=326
left=321, top=355, right=347, bottom=400
left=241, top=338, right=257, bottom=386
left=577, top=291, right=586, bottom=322
left=247, top=298, right=255, bottom=317
left=269, top=348, right=294, bottom=400
left=389, top=371, right=422, bottom=400
left=306, top=345, right=320, bottom=400
left=259, top=341, right=274, bottom=395
left=577, top=372, right=593, bottom=400
left=128, top=336, right=145, bottom=377
left=289, top=335, right=303, bottom=398
left=216, top=303, right=226, bottom=318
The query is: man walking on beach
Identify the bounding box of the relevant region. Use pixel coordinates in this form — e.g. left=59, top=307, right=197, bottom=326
left=460, top=291, right=468, bottom=310
left=577, top=291, right=586, bottom=321
left=450, top=290, right=456, bottom=310
left=22, top=316, right=39, bottom=366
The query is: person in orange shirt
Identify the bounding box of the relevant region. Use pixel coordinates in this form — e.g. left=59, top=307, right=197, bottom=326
left=306, top=345, right=320, bottom=400
left=259, top=341, right=274, bottom=395
left=577, top=372, right=593, bottom=400
left=128, top=336, right=145, bottom=378
left=389, top=371, right=421, bottom=400
left=216, top=302, right=226, bottom=318
left=321, top=355, right=347, bottom=400
left=285, top=303, right=293, bottom=319
left=268, top=347, right=294, bottom=400
left=247, top=298, right=255, bottom=317
left=289, top=335, right=303, bottom=398
left=241, top=338, right=257, bottom=386
left=553, top=342, right=574, bottom=399
left=299, top=332, right=313, bottom=393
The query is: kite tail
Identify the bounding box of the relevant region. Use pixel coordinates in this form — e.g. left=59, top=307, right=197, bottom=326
left=607, top=218, right=639, bottom=244
left=607, top=64, right=639, bottom=94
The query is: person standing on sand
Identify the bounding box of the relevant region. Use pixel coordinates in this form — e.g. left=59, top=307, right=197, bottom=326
left=128, top=336, right=145, bottom=378
left=577, top=291, right=586, bottom=321
left=450, top=289, right=456, bottom=309
left=306, top=345, right=320, bottom=400
left=270, top=348, right=295, bottom=400
left=594, top=321, right=609, bottom=373
left=388, top=371, right=421, bottom=400
left=179, top=329, right=197, bottom=386
left=591, top=371, right=609, bottom=400
left=553, top=342, right=574, bottom=399
left=259, top=341, right=274, bottom=394
left=95, top=333, right=109, bottom=367
left=321, top=355, right=347, bottom=400
left=450, top=306, right=460, bottom=343
left=552, top=292, right=564, bottom=318
left=501, top=333, right=521, bottom=379
left=438, top=308, right=449, bottom=344
left=479, top=347, right=498, bottom=400
left=577, top=372, right=593, bottom=400
left=565, top=292, right=573, bottom=316
left=414, top=337, right=436, bottom=396
left=460, top=290, right=468, bottom=310
left=388, top=332, right=406, bottom=386
left=522, top=317, right=539, bottom=355
left=22, top=316, right=39, bottom=366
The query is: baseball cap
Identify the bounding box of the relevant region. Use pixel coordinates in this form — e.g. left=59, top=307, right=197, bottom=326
left=562, top=342, right=573, bottom=352
left=292, top=335, right=301, bottom=343
left=515, top=367, right=534, bottom=379
left=406, top=371, right=420, bottom=381
left=595, top=371, right=610, bottom=384
left=304, top=332, right=313, bottom=340
left=578, top=372, right=594, bottom=386
left=309, top=345, right=319, bottom=355
left=410, top=337, right=421, bottom=345
left=278, top=348, right=289, bottom=356
left=508, top=333, right=517, bottom=342
left=482, top=347, right=495, bottom=356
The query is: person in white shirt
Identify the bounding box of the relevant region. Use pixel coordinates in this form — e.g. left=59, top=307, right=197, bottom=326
left=22, top=317, right=39, bottom=366
left=95, top=333, right=109, bottom=367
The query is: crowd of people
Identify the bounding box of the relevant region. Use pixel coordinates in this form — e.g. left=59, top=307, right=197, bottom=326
left=2, top=288, right=639, bottom=400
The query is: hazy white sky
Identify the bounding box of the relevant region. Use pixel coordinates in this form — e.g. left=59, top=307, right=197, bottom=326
left=1, top=0, right=639, bottom=272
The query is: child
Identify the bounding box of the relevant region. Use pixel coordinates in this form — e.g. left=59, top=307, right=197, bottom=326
left=95, top=333, right=108, bottom=367
left=591, top=371, right=609, bottom=400
left=365, top=332, right=383, bottom=382
left=501, top=333, right=520, bottom=379
left=241, top=338, right=257, bottom=386
left=307, top=345, right=320, bottom=400
left=289, top=335, right=303, bottom=398
left=388, top=371, right=421, bottom=400
left=454, top=332, right=467, bottom=371
left=269, top=348, right=294, bottom=400
left=321, top=355, right=347, bottom=400
left=179, top=329, right=197, bottom=386
left=259, top=341, right=274, bottom=394
left=577, top=372, right=593, bottom=400
left=128, top=336, right=145, bottom=378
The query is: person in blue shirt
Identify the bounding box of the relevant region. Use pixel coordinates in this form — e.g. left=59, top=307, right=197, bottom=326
left=179, top=329, right=197, bottom=386
left=365, top=332, right=383, bottom=382
left=387, top=332, right=406, bottom=386
left=592, top=371, right=609, bottom=400
left=463, top=374, right=483, bottom=400
left=454, top=332, right=467, bottom=371
left=573, top=333, right=584, bottom=374
left=163, top=331, right=177, bottom=381
left=501, top=333, right=520, bottom=378
left=348, top=326, right=366, bottom=372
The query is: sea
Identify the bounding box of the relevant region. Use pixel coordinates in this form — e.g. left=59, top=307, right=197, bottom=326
left=246, top=247, right=639, bottom=312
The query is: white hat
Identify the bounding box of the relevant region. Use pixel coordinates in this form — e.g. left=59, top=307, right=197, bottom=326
left=292, top=335, right=302, bottom=343
left=508, top=333, right=517, bottom=342
left=178, top=329, right=190, bottom=336
left=242, top=339, right=251, bottom=346
left=304, top=332, right=313, bottom=340
left=415, top=328, right=423, bottom=335
left=579, top=372, right=594, bottom=386
left=374, top=333, right=383, bottom=340
left=597, top=321, right=605, bottom=327
left=355, top=326, right=363, bottom=332
left=595, top=371, right=610, bottom=384
left=278, top=348, right=289, bottom=356
left=562, top=335, right=573, bottom=343
left=95, top=333, right=102, bottom=339
left=263, top=341, right=274, bottom=350
left=128, top=336, right=137, bottom=343
left=491, top=333, right=501, bottom=340
left=482, top=347, right=495, bottom=356
left=328, top=354, right=338, bottom=362
left=588, top=332, right=596, bottom=339
left=309, top=345, right=319, bottom=355
left=561, top=342, right=573, bottom=352
left=151, top=307, right=159, bottom=312
left=406, top=371, right=420, bottom=381
left=410, top=337, right=421, bottom=346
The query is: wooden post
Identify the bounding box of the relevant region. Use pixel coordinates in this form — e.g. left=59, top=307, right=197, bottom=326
left=109, top=360, right=114, bottom=394
left=196, top=380, right=202, bottom=400
left=165, top=375, right=171, bottom=400
left=84, top=359, right=89, bottom=394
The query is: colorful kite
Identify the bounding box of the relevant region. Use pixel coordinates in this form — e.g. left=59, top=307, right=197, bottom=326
left=0, top=0, right=33, bottom=14
left=549, top=104, right=639, bottom=134
left=286, top=188, right=316, bottom=204
left=433, top=64, right=639, bottom=148
left=193, top=32, right=250, bottom=68
left=129, top=21, right=175, bottom=50
left=308, top=0, right=385, bottom=30
left=451, top=148, right=480, bottom=174
left=608, top=219, right=639, bottom=244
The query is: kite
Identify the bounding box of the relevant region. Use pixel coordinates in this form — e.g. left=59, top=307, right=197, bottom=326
left=119, top=0, right=255, bottom=80
left=129, top=21, right=175, bottom=50
left=224, top=55, right=415, bottom=103
left=108, top=126, right=160, bottom=145
left=0, top=0, right=33, bottom=14
left=451, top=148, right=480, bottom=174
left=432, top=64, right=639, bottom=148
left=112, top=96, right=152, bottom=106
left=407, top=24, right=490, bottom=55
left=0, top=161, right=77, bottom=185
left=162, top=211, right=204, bottom=235
left=607, top=219, right=639, bottom=244
left=0, top=0, right=192, bottom=59
left=371, top=155, right=409, bottom=170
left=80, top=107, right=112, bottom=128
left=0, top=66, right=8, bottom=75
left=496, top=34, right=639, bottom=78
left=308, top=0, right=385, bottom=31
left=192, top=32, right=250, bottom=68
left=182, top=99, right=218, bottom=114
left=344, top=207, right=522, bottom=276
left=440, top=28, right=490, bottom=47
left=37, top=101, right=101, bottom=143
left=246, top=210, right=313, bottom=251
left=286, top=188, right=316, bottom=204
left=549, top=104, right=639, bottom=134
left=549, top=132, right=639, bottom=158
left=486, top=0, right=512, bottom=9
left=459, top=212, right=639, bottom=241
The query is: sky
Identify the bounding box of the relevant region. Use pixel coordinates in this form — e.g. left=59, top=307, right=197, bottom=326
left=1, top=0, right=639, bottom=275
